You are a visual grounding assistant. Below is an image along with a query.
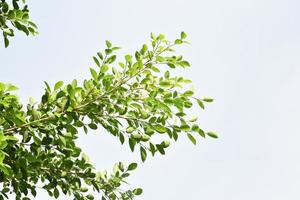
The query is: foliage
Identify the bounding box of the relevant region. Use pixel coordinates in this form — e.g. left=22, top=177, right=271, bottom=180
left=0, top=0, right=37, bottom=47
left=0, top=32, right=217, bottom=199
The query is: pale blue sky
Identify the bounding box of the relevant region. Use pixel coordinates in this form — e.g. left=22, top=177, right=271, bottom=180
left=1, top=0, right=300, bottom=199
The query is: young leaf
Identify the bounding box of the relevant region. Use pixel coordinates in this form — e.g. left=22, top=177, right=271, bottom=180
left=181, top=31, right=187, bottom=39
left=54, top=81, right=64, bottom=90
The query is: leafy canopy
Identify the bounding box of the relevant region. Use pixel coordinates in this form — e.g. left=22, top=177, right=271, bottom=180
left=0, top=1, right=217, bottom=199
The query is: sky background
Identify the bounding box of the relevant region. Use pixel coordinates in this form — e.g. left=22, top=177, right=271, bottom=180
left=1, top=0, right=300, bottom=199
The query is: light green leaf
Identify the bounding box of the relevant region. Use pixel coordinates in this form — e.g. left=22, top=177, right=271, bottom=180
left=54, top=81, right=64, bottom=90
left=90, top=68, right=98, bottom=80
left=184, top=90, right=194, bottom=96
left=126, top=127, right=135, bottom=133
left=153, top=125, right=167, bottom=134
left=181, top=31, right=187, bottom=39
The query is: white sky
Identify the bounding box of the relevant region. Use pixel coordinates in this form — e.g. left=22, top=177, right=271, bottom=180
left=1, top=0, right=300, bottom=199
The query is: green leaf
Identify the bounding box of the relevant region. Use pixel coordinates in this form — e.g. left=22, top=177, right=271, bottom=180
left=127, top=163, right=138, bottom=171
left=140, top=146, right=147, bottom=162
left=181, top=31, right=187, bottom=39
left=44, top=81, right=51, bottom=92
left=179, top=60, right=190, bottom=67
left=33, top=136, right=41, bottom=145
left=100, top=65, right=109, bottom=73
left=184, top=90, right=194, bottom=96
left=197, top=99, right=205, bottom=109
left=2, top=3, right=9, bottom=13
left=97, top=52, right=104, bottom=60
left=0, top=164, right=10, bottom=175
left=149, top=142, right=156, bottom=156
left=129, top=138, right=136, bottom=152
left=167, top=63, right=176, bottom=68
left=180, top=124, right=190, bottom=132
left=80, top=187, right=88, bottom=193
left=5, top=136, right=18, bottom=141
left=54, top=188, right=59, bottom=199
left=59, top=136, right=66, bottom=146
left=125, top=55, right=132, bottom=62
left=88, top=123, right=98, bottom=130
left=141, top=134, right=150, bottom=141
left=164, top=71, right=170, bottom=78
left=202, top=96, right=214, bottom=103
left=106, top=55, right=116, bottom=64
left=151, top=66, right=160, bottom=72
left=90, top=68, right=98, bottom=80
left=198, top=128, right=206, bottom=138
left=175, top=39, right=183, bottom=44
left=86, top=194, right=94, bottom=200
left=161, top=140, right=170, bottom=148
left=188, top=116, right=198, bottom=122
left=126, top=127, right=135, bottom=133
left=187, top=133, right=196, bottom=145
left=159, top=80, right=171, bottom=87
left=22, top=13, right=29, bottom=20
left=105, top=40, right=112, bottom=48
left=207, top=131, right=218, bottom=139
left=153, top=125, right=167, bottom=134
left=105, top=48, right=112, bottom=55
left=54, top=81, right=64, bottom=90
left=93, top=56, right=100, bottom=67
left=140, top=44, right=148, bottom=54
left=7, top=11, right=16, bottom=19
left=6, top=84, right=18, bottom=91
left=4, top=35, right=9, bottom=48
left=156, top=144, right=165, bottom=155
left=133, top=188, right=143, bottom=196
left=132, top=134, right=142, bottom=140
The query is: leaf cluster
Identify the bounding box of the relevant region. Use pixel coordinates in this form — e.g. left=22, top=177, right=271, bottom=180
left=0, top=33, right=217, bottom=199
left=0, top=0, right=37, bottom=47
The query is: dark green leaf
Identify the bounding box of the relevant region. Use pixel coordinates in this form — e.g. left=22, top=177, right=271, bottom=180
left=187, top=133, right=196, bottom=145
left=127, top=163, right=138, bottom=171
